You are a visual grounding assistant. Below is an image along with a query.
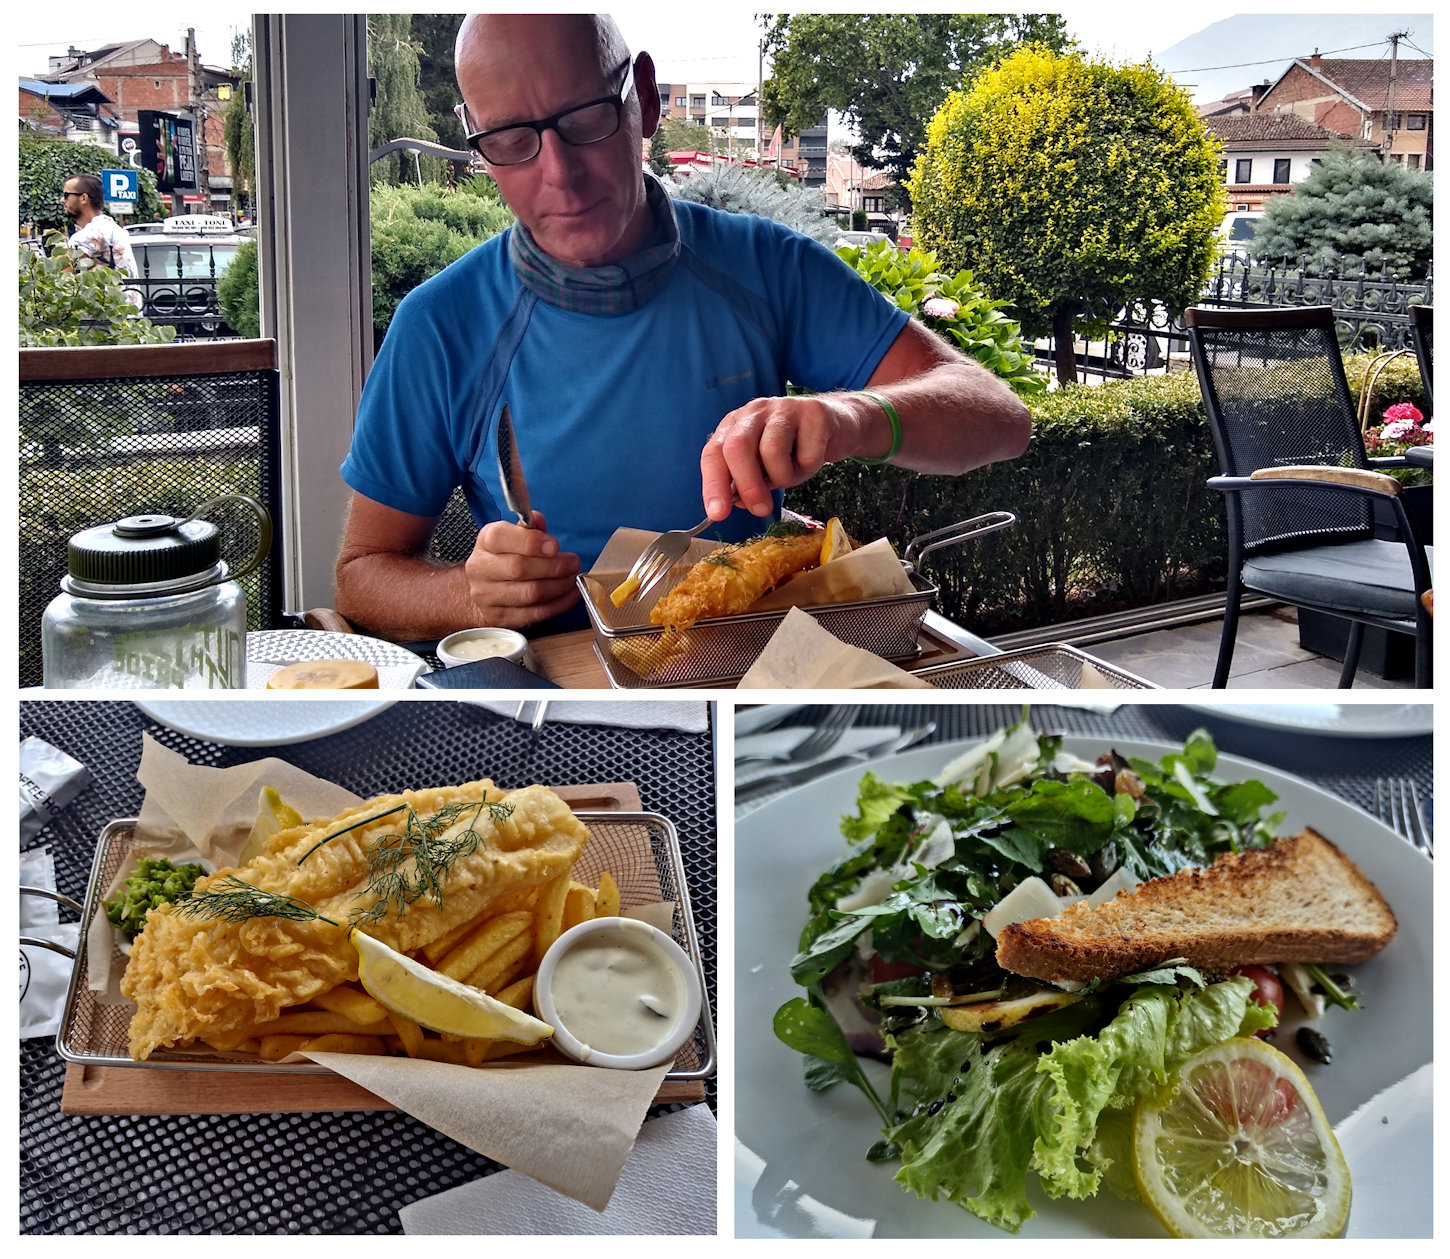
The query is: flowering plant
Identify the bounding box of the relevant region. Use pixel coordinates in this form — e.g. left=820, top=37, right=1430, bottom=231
left=1364, top=402, right=1432, bottom=457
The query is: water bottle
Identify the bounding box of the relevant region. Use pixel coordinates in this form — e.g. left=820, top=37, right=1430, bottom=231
left=41, top=494, right=272, bottom=689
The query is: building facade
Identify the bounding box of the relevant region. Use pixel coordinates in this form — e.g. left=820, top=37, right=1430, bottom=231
left=1203, top=113, right=1375, bottom=212
left=656, top=76, right=829, bottom=188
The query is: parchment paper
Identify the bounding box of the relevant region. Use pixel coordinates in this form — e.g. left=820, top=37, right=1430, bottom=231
left=90, top=744, right=697, bottom=1211
left=738, top=607, right=936, bottom=689
left=583, top=527, right=913, bottom=628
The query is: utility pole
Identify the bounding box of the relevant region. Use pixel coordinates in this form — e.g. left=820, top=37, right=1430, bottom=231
left=1382, top=30, right=1408, bottom=162
left=187, top=28, right=212, bottom=212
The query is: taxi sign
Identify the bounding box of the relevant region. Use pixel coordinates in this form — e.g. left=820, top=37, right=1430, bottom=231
left=102, top=168, right=139, bottom=208
left=162, top=214, right=234, bottom=235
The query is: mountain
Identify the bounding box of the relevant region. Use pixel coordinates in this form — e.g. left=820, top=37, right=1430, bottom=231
left=1154, top=13, right=1433, bottom=104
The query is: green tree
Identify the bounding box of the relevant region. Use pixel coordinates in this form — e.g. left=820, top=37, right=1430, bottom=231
left=20, top=137, right=166, bottom=233
left=223, top=31, right=254, bottom=218
left=909, top=46, right=1224, bottom=385
left=368, top=14, right=443, bottom=186
left=656, top=115, right=728, bottom=157
left=648, top=128, right=672, bottom=178
left=761, top=13, right=1074, bottom=201
left=217, top=238, right=261, bottom=338
left=412, top=14, right=467, bottom=150
left=370, top=183, right=514, bottom=347
left=1252, top=145, right=1432, bottom=278
left=667, top=163, right=836, bottom=244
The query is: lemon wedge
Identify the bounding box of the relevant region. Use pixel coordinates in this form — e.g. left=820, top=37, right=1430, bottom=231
left=238, top=786, right=305, bottom=865
left=350, top=929, right=553, bottom=1045
left=819, top=516, right=854, bottom=565
left=1132, top=1036, right=1351, bottom=1238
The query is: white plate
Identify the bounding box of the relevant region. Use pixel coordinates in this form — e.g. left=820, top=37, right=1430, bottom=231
left=1179, top=703, right=1433, bottom=737
left=134, top=698, right=396, bottom=746
left=735, top=735, right=1432, bottom=1239
left=245, top=629, right=429, bottom=690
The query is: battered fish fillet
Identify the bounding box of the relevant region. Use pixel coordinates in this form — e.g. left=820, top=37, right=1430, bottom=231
left=121, top=780, right=589, bottom=1060
left=648, top=526, right=824, bottom=631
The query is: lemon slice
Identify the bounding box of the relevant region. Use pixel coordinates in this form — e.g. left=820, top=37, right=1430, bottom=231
left=819, top=517, right=854, bottom=564
left=1132, top=1037, right=1351, bottom=1238
left=350, top=929, right=553, bottom=1045
left=238, top=786, right=306, bottom=865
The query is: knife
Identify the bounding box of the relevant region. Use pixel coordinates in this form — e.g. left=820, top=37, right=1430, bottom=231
left=495, top=402, right=535, bottom=528
left=735, top=723, right=937, bottom=801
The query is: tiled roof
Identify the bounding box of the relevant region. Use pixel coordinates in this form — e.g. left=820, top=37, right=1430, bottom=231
left=1206, top=113, right=1365, bottom=149
left=1301, top=58, right=1433, bottom=112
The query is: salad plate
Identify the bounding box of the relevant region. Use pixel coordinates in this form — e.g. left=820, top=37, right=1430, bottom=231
left=734, top=734, right=1433, bottom=1239
left=1177, top=703, right=1433, bottom=738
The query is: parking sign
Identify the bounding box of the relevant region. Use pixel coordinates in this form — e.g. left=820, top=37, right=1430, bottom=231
left=102, top=168, right=139, bottom=210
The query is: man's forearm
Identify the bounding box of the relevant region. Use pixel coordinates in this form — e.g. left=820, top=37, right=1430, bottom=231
left=855, top=358, right=1031, bottom=475
left=333, top=550, right=483, bottom=642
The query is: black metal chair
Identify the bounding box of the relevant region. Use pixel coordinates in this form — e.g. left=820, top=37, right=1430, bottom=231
left=19, top=340, right=284, bottom=687
left=1185, top=305, right=1432, bottom=689
left=1409, top=304, right=1432, bottom=410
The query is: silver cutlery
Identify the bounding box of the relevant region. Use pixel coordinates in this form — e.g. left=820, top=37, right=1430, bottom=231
left=614, top=516, right=713, bottom=606
left=496, top=402, right=534, bottom=528
left=1374, top=777, right=1432, bottom=857
left=735, top=706, right=855, bottom=767
left=736, top=722, right=937, bottom=801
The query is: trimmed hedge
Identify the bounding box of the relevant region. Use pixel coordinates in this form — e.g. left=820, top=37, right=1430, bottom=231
left=794, top=351, right=1429, bottom=635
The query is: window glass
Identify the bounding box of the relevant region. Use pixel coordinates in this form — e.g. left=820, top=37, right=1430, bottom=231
left=1272, top=158, right=1290, bottom=183
left=1235, top=158, right=1253, bottom=183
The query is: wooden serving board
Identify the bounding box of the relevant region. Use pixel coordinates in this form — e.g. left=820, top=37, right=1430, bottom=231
left=61, top=781, right=709, bottom=1115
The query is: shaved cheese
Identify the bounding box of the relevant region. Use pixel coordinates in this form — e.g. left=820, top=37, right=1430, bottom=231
left=1085, top=867, right=1139, bottom=907
left=982, top=876, right=1063, bottom=939
left=836, top=868, right=902, bottom=913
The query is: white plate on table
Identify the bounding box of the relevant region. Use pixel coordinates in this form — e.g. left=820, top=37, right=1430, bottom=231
left=1179, top=703, right=1433, bottom=738
left=246, top=629, right=429, bottom=690
left=735, top=734, right=1432, bottom=1239
left=135, top=698, right=396, bottom=746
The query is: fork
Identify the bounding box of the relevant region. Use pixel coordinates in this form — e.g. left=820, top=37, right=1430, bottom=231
left=615, top=517, right=713, bottom=606
left=1374, top=777, right=1433, bottom=857
left=737, top=706, right=855, bottom=767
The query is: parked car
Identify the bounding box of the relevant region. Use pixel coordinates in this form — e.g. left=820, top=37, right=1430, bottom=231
left=1216, top=210, right=1266, bottom=263
left=834, top=229, right=890, bottom=250
left=128, top=214, right=246, bottom=337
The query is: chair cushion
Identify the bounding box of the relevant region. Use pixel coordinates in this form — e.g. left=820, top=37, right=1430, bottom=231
left=1243, top=540, right=1433, bottom=621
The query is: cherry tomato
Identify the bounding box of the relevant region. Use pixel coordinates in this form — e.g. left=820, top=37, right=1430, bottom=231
left=1235, top=965, right=1285, bottom=1035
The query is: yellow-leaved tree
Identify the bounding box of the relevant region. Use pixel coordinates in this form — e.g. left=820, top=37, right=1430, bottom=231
left=908, top=46, right=1225, bottom=385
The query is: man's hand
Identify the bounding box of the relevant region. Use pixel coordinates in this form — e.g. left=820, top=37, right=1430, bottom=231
left=463, top=511, right=581, bottom=628
left=700, top=394, right=859, bottom=518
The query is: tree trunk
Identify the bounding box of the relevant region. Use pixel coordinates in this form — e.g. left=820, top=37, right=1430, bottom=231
left=1052, top=305, right=1078, bottom=386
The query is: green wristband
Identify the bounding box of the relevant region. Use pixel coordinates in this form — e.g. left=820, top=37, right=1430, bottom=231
left=852, top=390, right=903, bottom=464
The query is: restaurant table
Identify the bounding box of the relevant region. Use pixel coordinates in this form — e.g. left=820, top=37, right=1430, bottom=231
left=734, top=702, right=1432, bottom=821
left=19, top=698, right=718, bottom=1235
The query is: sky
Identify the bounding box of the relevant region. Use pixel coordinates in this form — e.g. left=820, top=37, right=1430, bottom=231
left=12, top=6, right=1433, bottom=97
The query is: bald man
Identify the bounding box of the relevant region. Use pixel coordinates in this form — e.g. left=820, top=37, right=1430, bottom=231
left=336, top=14, right=1029, bottom=640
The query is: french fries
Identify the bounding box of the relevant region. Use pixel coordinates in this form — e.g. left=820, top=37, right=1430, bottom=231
left=191, top=869, right=626, bottom=1068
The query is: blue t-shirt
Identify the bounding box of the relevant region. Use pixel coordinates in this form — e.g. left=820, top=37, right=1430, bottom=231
left=342, top=198, right=908, bottom=610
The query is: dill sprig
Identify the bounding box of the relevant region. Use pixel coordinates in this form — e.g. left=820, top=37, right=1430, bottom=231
left=349, top=798, right=516, bottom=926
left=763, top=519, right=812, bottom=539
left=296, top=802, right=408, bottom=864
left=172, top=875, right=340, bottom=926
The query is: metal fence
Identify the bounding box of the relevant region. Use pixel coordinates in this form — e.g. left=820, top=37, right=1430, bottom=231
left=1036, top=258, right=1434, bottom=385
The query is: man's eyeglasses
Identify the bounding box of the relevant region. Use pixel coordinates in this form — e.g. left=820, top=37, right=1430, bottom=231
left=61, top=191, right=84, bottom=198
left=458, top=59, right=635, bottom=166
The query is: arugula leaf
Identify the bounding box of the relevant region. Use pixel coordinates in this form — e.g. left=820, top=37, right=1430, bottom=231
left=774, top=994, right=891, bottom=1125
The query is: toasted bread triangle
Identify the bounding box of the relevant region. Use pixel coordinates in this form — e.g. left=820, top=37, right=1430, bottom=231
left=994, top=829, right=1397, bottom=985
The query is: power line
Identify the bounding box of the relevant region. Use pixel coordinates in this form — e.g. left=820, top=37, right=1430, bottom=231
left=1168, top=38, right=1403, bottom=74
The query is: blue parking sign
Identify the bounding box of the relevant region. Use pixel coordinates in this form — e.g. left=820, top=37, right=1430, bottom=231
left=102, top=168, right=139, bottom=209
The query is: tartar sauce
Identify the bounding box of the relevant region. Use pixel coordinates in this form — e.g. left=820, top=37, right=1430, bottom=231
left=550, top=933, right=683, bottom=1056
left=449, top=634, right=520, bottom=661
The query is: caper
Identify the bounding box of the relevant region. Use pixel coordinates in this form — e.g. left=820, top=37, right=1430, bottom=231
left=1049, top=873, right=1083, bottom=897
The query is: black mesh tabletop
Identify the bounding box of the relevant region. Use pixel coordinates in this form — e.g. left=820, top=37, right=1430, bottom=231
left=736, top=702, right=1432, bottom=819
left=19, top=698, right=717, bottom=1236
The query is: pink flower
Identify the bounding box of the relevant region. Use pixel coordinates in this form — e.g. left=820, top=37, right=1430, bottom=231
left=1382, top=402, right=1424, bottom=423
left=1383, top=417, right=1417, bottom=440
left=923, top=297, right=959, bottom=319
